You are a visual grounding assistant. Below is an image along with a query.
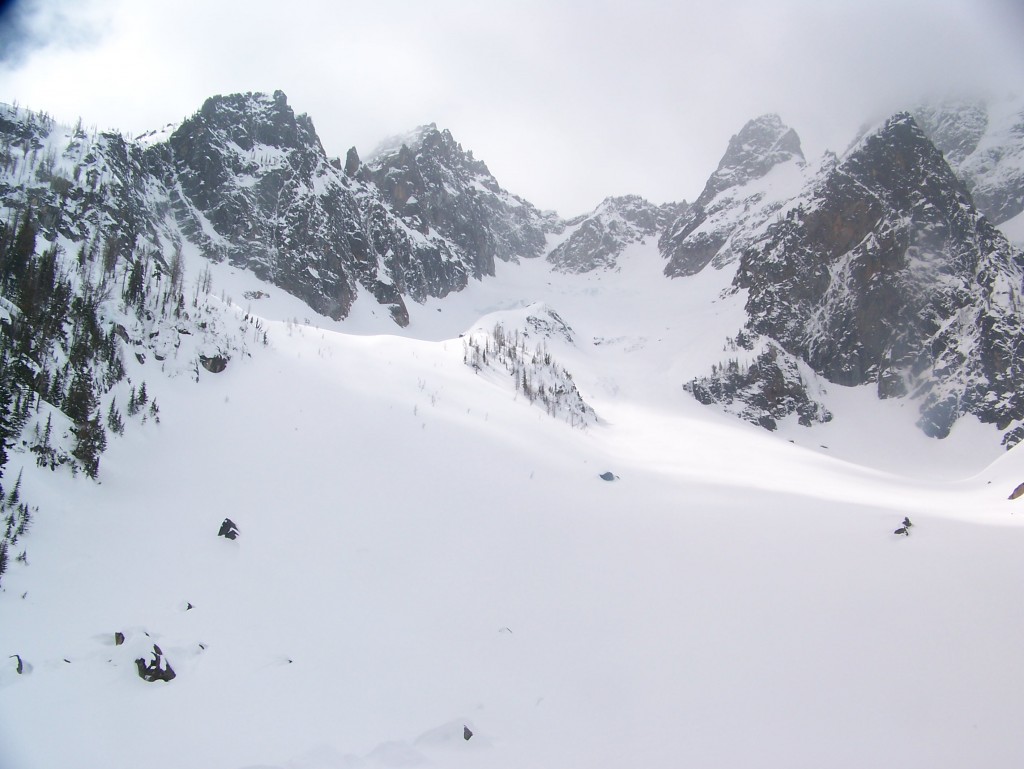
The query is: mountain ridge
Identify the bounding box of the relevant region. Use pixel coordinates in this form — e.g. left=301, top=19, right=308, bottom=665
left=2, top=89, right=1024, bottom=471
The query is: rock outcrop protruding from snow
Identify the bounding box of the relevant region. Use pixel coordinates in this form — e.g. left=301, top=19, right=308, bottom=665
left=463, top=311, right=596, bottom=428
left=731, top=113, right=1024, bottom=441
left=660, top=114, right=806, bottom=277
left=135, top=644, right=175, bottom=682
left=218, top=518, right=239, bottom=540
left=685, top=341, right=832, bottom=431
left=199, top=354, right=228, bottom=373
left=547, top=195, right=684, bottom=274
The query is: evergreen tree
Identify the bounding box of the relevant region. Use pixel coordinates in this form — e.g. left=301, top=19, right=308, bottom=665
left=2, top=208, right=35, bottom=288
left=6, top=470, right=21, bottom=507
left=101, top=236, right=119, bottom=275
left=127, top=384, right=139, bottom=416
left=63, top=368, right=96, bottom=425
left=0, top=349, right=18, bottom=479
left=107, top=398, right=125, bottom=435
left=137, top=381, right=148, bottom=408
left=34, top=414, right=54, bottom=468
left=72, top=409, right=107, bottom=479
left=123, top=257, right=146, bottom=308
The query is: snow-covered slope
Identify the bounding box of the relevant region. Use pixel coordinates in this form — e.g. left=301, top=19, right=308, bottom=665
left=3, top=239, right=1024, bottom=769
left=3, top=92, right=1024, bottom=769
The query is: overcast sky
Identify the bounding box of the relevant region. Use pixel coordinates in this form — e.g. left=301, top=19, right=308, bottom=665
left=1, top=0, right=1022, bottom=215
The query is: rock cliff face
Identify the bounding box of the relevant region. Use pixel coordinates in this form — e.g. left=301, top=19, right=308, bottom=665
left=150, top=90, right=392, bottom=321
left=660, top=114, right=807, bottom=277
left=0, top=92, right=559, bottom=328
left=367, top=124, right=554, bottom=280
left=685, top=341, right=832, bottom=431
left=693, top=113, right=1024, bottom=442
left=547, top=195, right=683, bottom=274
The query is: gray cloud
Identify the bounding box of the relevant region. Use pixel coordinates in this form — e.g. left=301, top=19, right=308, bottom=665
left=0, top=0, right=107, bottom=66
left=0, top=0, right=39, bottom=65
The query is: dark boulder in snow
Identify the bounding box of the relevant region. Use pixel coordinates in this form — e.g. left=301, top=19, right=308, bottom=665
left=218, top=518, right=240, bottom=540
left=114, top=631, right=125, bottom=646
left=135, top=645, right=175, bottom=682
left=463, top=726, right=473, bottom=741
left=599, top=471, right=618, bottom=481
left=1008, top=483, right=1024, bottom=500
left=199, top=354, right=228, bottom=373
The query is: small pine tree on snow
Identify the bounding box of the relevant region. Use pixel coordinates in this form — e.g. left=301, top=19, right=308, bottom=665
left=15, top=502, right=30, bottom=537
left=137, top=381, right=148, bottom=408
left=63, top=368, right=97, bottom=425
left=6, top=470, right=21, bottom=507
left=127, top=385, right=139, bottom=416
left=72, top=409, right=107, bottom=479
left=148, top=400, right=160, bottom=424
left=33, top=414, right=54, bottom=468
left=107, top=398, right=125, bottom=435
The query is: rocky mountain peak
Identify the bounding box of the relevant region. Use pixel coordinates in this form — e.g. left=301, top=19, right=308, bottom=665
left=721, top=110, right=1024, bottom=442
left=836, top=112, right=971, bottom=223
left=696, top=113, right=803, bottom=208
left=366, top=123, right=549, bottom=275
left=660, top=114, right=807, bottom=277
left=191, top=90, right=322, bottom=155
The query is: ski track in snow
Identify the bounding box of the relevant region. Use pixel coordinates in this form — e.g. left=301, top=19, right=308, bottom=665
left=3, top=240, right=1024, bottom=769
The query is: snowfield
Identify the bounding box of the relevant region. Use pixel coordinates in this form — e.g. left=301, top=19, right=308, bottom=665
left=3, top=240, right=1024, bottom=768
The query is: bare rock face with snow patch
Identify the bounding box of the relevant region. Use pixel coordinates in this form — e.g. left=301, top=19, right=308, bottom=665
left=367, top=123, right=553, bottom=279
left=547, top=195, right=684, bottom=274
left=0, top=93, right=563, bottom=330
left=199, top=354, right=228, bottom=373
left=729, top=113, right=1024, bottom=443
left=135, top=644, right=175, bottom=682
left=660, top=114, right=806, bottom=277
left=685, top=341, right=832, bottom=430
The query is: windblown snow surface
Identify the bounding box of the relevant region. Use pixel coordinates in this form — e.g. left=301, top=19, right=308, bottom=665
left=3, top=240, right=1024, bottom=768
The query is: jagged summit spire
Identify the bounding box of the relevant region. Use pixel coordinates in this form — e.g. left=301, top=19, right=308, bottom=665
left=659, top=113, right=807, bottom=278
left=697, top=113, right=803, bottom=208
